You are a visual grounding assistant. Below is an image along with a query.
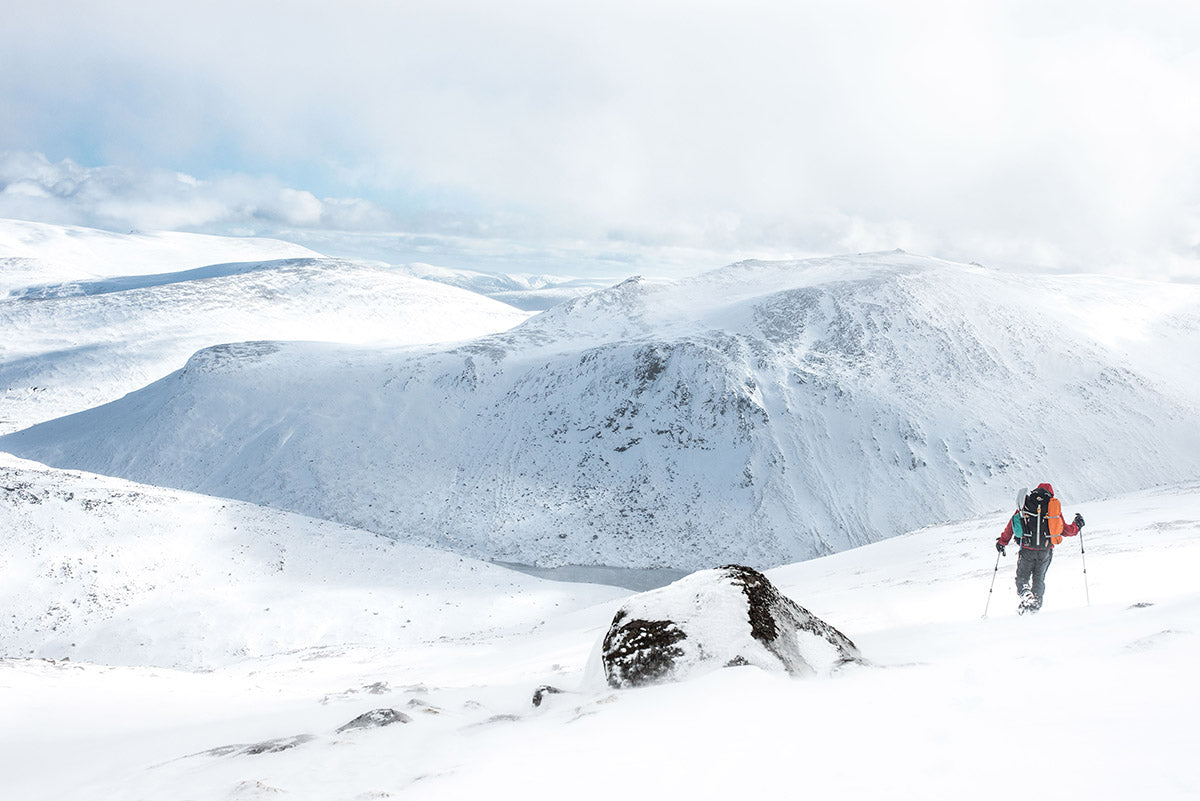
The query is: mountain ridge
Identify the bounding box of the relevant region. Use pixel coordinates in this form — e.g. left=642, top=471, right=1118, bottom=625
left=0, top=217, right=319, bottom=295
left=0, top=253, right=531, bottom=433
left=5, top=252, right=1200, bottom=568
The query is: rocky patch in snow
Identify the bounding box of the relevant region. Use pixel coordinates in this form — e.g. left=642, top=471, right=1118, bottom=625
left=196, top=735, right=315, bottom=758
left=531, top=685, right=564, bottom=707
left=600, top=564, right=860, bottom=688
left=336, top=708, right=411, bottom=732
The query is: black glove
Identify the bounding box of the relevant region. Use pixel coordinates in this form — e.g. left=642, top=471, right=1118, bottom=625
left=995, top=539, right=1006, bottom=556
left=1074, top=513, right=1085, bottom=529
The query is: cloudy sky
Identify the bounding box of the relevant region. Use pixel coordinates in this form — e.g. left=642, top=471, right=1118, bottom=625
left=3, top=0, right=1199, bottom=278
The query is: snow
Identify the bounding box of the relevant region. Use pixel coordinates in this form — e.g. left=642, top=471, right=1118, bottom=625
left=1, top=223, right=532, bottom=433
left=395, top=262, right=623, bottom=311
left=0, top=218, right=319, bottom=295
left=2, top=224, right=1199, bottom=800
left=2, top=456, right=1197, bottom=800
left=8, top=251, right=1200, bottom=569
left=0, top=454, right=624, bottom=669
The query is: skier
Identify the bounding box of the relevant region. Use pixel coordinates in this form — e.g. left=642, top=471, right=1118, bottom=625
left=995, top=483, right=1084, bottom=613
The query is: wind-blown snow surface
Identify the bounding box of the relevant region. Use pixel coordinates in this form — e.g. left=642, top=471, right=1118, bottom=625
left=2, top=456, right=1197, bottom=800
left=6, top=252, right=1200, bottom=569
left=1, top=249, right=531, bottom=433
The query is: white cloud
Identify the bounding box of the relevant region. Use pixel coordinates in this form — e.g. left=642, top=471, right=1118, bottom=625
left=0, top=152, right=396, bottom=235
left=3, top=1, right=1200, bottom=279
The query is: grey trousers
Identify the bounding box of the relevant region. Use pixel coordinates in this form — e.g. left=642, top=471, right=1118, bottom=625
left=1015, top=547, right=1054, bottom=606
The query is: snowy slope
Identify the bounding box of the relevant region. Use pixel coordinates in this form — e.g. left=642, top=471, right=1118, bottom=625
left=0, top=256, right=531, bottom=432
left=0, top=453, right=624, bottom=669
left=3, top=468, right=1197, bottom=801
left=0, top=218, right=319, bottom=295
left=6, top=252, right=1200, bottom=569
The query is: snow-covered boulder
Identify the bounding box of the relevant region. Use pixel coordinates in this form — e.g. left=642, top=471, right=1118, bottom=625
left=599, top=565, right=860, bottom=688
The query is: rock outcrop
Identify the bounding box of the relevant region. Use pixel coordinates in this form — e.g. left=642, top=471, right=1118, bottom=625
left=600, top=565, right=860, bottom=688
left=336, top=708, right=411, bottom=732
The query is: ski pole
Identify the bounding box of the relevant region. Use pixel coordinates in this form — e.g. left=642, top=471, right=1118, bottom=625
left=1079, top=527, right=1090, bottom=606
left=982, top=550, right=1002, bottom=618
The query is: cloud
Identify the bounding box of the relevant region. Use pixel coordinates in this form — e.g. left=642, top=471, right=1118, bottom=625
left=3, top=1, right=1200, bottom=279
left=0, top=151, right=396, bottom=234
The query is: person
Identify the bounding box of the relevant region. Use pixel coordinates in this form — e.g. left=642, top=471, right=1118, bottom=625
left=995, top=483, right=1084, bottom=613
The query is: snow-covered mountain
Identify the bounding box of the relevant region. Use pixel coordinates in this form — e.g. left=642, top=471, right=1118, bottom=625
left=4, top=452, right=1198, bottom=800
left=1, top=223, right=532, bottom=432
left=0, top=453, right=623, bottom=669
left=395, top=262, right=622, bottom=310
left=7, top=251, right=1200, bottom=569
left=0, top=218, right=319, bottom=295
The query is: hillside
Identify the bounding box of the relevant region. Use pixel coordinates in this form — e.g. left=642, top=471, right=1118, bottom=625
left=0, top=453, right=623, bottom=669
left=5, top=251, right=1200, bottom=568
left=0, top=254, right=531, bottom=432
left=0, top=218, right=319, bottom=295
left=3, top=456, right=1197, bottom=800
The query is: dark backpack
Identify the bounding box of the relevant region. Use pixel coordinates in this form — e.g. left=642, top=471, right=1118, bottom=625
left=1015, top=487, right=1062, bottom=549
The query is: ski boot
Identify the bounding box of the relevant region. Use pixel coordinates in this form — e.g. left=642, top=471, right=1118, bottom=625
left=1017, top=589, right=1039, bottom=615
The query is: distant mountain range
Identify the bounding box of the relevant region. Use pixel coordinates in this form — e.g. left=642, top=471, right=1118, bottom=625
left=394, top=262, right=623, bottom=310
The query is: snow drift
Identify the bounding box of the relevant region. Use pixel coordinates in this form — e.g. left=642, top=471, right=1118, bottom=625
left=6, top=251, right=1200, bottom=569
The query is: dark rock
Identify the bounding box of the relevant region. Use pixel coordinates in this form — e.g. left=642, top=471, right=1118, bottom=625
left=532, top=685, right=564, bottom=707
left=599, top=564, right=861, bottom=688
left=722, top=563, right=860, bottom=675
left=336, top=708, right=411, bottom=732
left=602, top=613, right=688, bottom=688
